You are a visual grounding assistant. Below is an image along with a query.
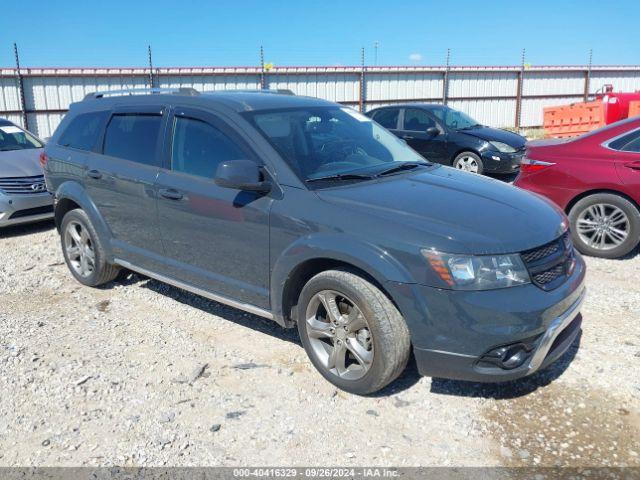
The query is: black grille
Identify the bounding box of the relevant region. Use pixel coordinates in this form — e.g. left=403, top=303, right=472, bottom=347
left=521, top=232, right=574, bottom=291
left=521, top=241, right=560, bottom=264
left=8, top=205, right=53, bottom=219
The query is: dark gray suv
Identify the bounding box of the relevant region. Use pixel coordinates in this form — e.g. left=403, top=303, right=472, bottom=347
left=44, top=89, right=586, bottom=394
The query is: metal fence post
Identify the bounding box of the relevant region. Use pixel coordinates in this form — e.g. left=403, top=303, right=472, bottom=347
left=260, top=46, right=267, bottom=90
left=13, top=43, right=28, bottom=130
left=147, top=45, right=156, bottom=88
left=359, top=47, right=365, bottom=112
left=442, top=48, right=450, bottom=105
left=584, top=49, right=593, bottom=102
left=514, top=48, right=525, bottom=131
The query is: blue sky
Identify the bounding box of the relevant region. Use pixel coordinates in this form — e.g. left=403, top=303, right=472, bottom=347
left=1, top=0, right=637, bottom=67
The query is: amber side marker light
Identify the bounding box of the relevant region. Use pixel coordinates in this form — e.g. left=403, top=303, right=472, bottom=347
left=423, top=251, right=455, bottom=287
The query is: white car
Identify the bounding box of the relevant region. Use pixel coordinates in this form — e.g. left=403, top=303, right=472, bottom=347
left=0, top=119, right=53, bottom=227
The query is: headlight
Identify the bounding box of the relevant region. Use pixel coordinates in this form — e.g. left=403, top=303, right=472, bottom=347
left=422, top=250, right=530, bottom=290
left=489, top=141, right=517, bottom=153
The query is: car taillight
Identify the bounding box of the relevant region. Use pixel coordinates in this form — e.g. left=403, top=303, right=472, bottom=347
left=520, top=156, right=554, bottom=173
left=39, top=152, right=49, bottom=168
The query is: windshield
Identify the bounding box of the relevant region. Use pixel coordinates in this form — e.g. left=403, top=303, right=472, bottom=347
left=430, top=107, right=481, bottom=130
left=0, top=124, right=43, bottom=152
left=246, top=106, right=426, bottom=184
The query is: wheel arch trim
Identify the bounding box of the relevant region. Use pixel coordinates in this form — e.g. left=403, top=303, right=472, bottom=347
left=270, top=234, right=415, bottom=327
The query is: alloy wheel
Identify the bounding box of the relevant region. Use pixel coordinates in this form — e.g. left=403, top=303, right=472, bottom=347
left=455, top=155, right=479, bottom=173
left=304, top=290, right=374, bottom=381
left=576, top=203, right=630, bottom=250
left=64, top=220, right=95, bottom=277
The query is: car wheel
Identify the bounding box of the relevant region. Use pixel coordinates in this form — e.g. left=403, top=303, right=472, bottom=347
left=297, top=269, right=411, bottom=395
left=568, top=193, right=640, bottom=259
left=60, top=209, right=121, bottom=286
left=453, top=152, right=484, bottom=174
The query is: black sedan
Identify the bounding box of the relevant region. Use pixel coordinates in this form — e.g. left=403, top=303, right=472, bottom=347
left=366, top=104, right=526, bottom=175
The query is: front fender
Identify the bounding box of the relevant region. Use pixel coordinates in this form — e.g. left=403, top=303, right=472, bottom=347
left=270, top=233, right=416, bottom=324
left=54, top=181, right=113, bottom=258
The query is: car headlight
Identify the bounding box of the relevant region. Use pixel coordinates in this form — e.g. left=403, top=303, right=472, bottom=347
left=422, top=250, right=530, bottom=290
left=489, top=141, right=517, bottom=153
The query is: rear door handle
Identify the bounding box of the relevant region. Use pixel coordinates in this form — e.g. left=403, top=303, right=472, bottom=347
left=402, top=135, right=415, bottom=140
left=159, top=188, right=184, bottom=200
left=87, top=169, right=103, bottom=179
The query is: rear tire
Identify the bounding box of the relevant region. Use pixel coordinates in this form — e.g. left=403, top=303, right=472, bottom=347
left=568, top=193, right=640, bottom=259
left=297, top=269, right=411, bottom=395
left=453, top=151, right=484, bottom=175
left=60, top=209, right=120, bottom=286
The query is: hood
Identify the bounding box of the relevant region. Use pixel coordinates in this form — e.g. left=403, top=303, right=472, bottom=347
left=316, top=166, right=566, bottom=255
left=459, top=126, right=526, bottom=149
left=0, top=148, right=44, bottom=178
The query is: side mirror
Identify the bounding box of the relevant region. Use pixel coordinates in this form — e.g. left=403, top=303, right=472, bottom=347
left=426, top=126, right=440, bottom=137
left=214, top=160, right=271, bottom=193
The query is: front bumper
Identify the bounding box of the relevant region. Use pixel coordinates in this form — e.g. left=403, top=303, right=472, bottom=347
left=481, top=150, right=523, bottom=174
left=0, top=192, right=54, bottom=227
left=386, top=252, right=586, bottom=382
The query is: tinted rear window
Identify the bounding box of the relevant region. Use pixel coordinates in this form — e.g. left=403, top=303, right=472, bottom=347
left=103, top=114, right=162, bottom=166
left=58, top=111, right=108, bottom=151
left=608, top=129, right=640, bottom=153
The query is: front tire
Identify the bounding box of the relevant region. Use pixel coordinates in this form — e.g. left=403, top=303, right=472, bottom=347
left=297, top=269, right=411, bottom=395
left=453, top=151, right=484, bottom=174
left=568, top=193, right=640, bottom=259
left=60, top=209, right=120, bottom=286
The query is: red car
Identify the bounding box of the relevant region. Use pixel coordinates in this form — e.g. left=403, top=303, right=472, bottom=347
left=515, top=117, right=640, bottom=258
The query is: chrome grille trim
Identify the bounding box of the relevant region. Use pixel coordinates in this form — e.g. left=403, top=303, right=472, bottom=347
left=0, top=175, right=46, bottom=195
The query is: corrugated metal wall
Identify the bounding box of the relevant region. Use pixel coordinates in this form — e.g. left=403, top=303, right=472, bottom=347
left=1, top=65, right=639, bottom=138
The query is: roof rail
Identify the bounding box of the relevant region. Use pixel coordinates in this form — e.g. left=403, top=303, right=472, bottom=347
left=224, top=89, right=295, bottom=96
left=84, top=87, right=200, bottom=100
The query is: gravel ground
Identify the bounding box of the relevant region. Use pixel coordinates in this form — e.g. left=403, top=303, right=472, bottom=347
left=0, top=221, right=639, bottom=467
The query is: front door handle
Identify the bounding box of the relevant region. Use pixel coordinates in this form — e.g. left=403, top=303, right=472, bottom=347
left=625, top=161, right=640, bottom=171
left=402, top=135, right=415, bottom=140
left=159, top=188, right=184, bottom=200
left=87, top=169, right=103, bottom=180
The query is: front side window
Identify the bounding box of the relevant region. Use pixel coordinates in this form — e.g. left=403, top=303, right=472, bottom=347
left=608, top=129, right=640, bottom=153
left=247, top=106, right=425, bottom=183
left=372, top=109, right=399, bottom=129
left=58, top=111, right=107, bottom=151
left=430, top=106, right=481, bottom=130
left=403, top=109, right=436, bottom=131
left=103, top=114, right=162, bottom=166
left=0, top=123, right=43, bottom=152
left=171, top=116, right=245, bottom=178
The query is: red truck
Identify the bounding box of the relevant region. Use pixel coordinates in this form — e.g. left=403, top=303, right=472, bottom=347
left=544, top=85, right=640, bottom=138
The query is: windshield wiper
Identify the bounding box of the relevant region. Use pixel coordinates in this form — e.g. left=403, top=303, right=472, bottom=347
left=375, top=162, right=429, bottom=177
left=306, top=173, right=374, bottom=183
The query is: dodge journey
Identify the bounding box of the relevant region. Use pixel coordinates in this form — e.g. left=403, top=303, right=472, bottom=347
left=43, top=89, right=586, bottom=394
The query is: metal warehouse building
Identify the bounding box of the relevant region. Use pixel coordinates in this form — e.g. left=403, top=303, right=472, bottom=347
left=1, top=64, right=640, bottom=138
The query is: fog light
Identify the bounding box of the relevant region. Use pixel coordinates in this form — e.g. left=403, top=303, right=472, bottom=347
left=478, top=342, right=534, bottom=370
left=491, top=155, right=501, bottom=161
left=502, top=345, right=528, bottom=369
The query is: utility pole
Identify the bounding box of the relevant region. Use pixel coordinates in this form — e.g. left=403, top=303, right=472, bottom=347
left=13, top=43, right=28, bottom=130
left=374, top=41, right=379, bottom=66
